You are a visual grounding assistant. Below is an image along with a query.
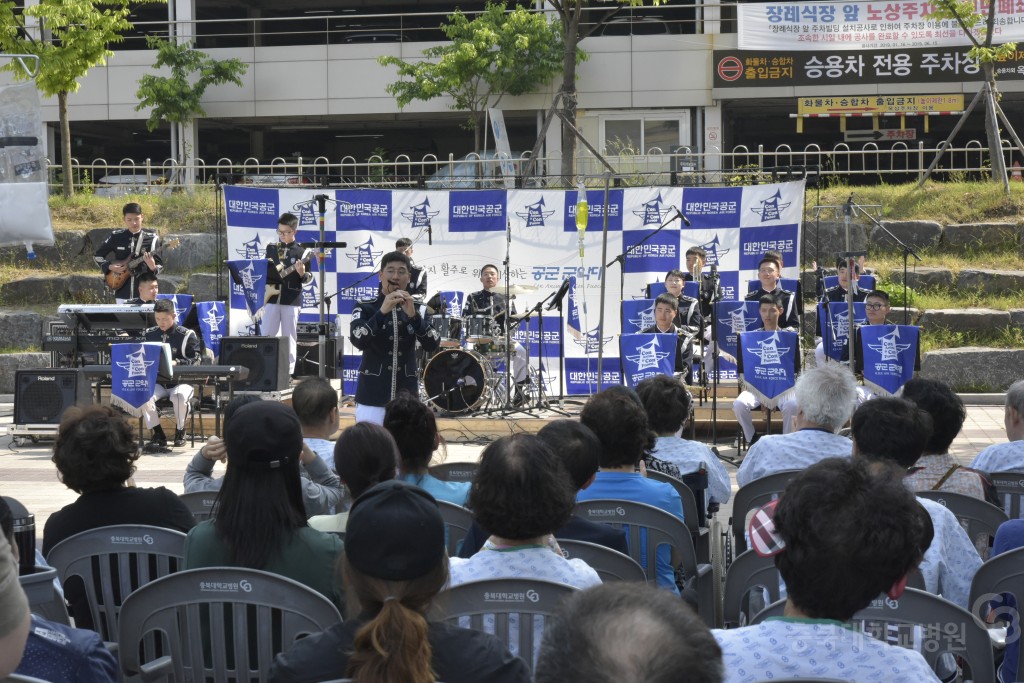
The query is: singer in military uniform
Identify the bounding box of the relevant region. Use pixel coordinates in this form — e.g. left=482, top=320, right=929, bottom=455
left=93, top=203, right=163, bottom=302
left=264, top=212, right=313, bottom=376
left=142, top=299, right=202, bottom=450
left=350, top=251, right=440, bottom=425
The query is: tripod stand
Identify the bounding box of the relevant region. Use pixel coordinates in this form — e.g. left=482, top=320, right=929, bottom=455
left=513, top=292, right=571, bottom=417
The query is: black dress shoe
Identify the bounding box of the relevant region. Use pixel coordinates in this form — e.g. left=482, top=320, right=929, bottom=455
left=173, top=429, right=187, bottom=447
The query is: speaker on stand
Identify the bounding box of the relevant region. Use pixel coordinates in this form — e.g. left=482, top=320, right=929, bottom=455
left=219, top=337, right=291, bottom=391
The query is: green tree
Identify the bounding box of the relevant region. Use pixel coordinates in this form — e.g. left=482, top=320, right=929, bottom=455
left=0, top=0, right=163, bottom=197
left=923, top=0, right=1024, bottom=193
left=135, top=35, right=247, bottom=183
left=379, top=2, right=568, bottom=151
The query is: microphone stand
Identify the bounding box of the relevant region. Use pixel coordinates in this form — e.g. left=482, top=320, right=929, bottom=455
left=515, top=291, right=571, bottom=416
left=548, top=278, right=572, bottom=410
left=846, top=196, right=920, bottom=324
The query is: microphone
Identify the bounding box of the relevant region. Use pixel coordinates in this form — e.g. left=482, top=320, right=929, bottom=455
left=427, top=218, right=433, bottom=246
left=547, top=278, right=571, bottom=311
left=710, top=264, right=719, bottom=282
left=675, top=207, right=691, bottom=227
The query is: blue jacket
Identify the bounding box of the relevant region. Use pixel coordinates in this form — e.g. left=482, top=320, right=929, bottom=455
left=17, top=615, right=118, bottom=683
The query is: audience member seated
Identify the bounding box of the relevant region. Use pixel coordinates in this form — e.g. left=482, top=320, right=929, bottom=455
left=971, top=379, right=1024, bottom=473
left=902, top=378, right=997, bottom=503
left=850, top=397, right=982, bottom=609
left=385, top=392, right=470, bottom=505
left=535, top=582, right=723, bottom=683
left=292, top=377, right=341, bottom=470
left=636, top=375, right=731, bottom=504
left=183, top=401, right=343, bottom=609
left=449, top=434, right=601, bottom=589
left=270, top=481, right=530, bottom=683
left=577, top=388, right=685, bottom=593
left=736, top=364, right=857, bottom=487
left=601, top=384, right=684, bottom=479
left=713, top=458, right=939, bottom=682
left=988, top=519, right=1024, bottom=683
left=43, top=405, right=195, bottom=629
left=457, top=420, right=628, bottom=557
left=308, top=422, right=399, bottom=534
left=0, top=534, right=29, bottom=678
left=182, top=394, right=344, bottom=517
left=1, top=498, right=117, bottom=683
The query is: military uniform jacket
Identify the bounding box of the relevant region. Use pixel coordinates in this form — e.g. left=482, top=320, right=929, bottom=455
left=350, top=293, right=439, bottom=406
left=641, top=324, right=693, bottom=373
left=94, top=228, right=163, bottom=300
left=673, top=294, right=703, bottom=332
left=745, top=286, right=800, bottom=331
left=463, top=290, right=517, bottom=328
left=266, top=242, right=314, bottom=306
left=684, top=272, right=724, bottom=318
left=408, top=263, right=428, bottom=298
left=145, top=324, right=202, bottom=384
left=818, top=285, right=871, bottom=337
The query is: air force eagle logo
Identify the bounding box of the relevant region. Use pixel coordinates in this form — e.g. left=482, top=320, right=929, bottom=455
left=573, top=327, right=614, bottom=354
left=625, top=337, right=671, bottom=372
left=632, top=193, right=672, bottom=226
left=627, top=303, right=656, bottom=331
left=720, top=306, right=759, bottom=334
left=236, top=234, right=263, bottom=260
left=115, top=347, right=156, bottom=378
left=202, top=307, right=225, bottom=331
left=401, top=197, right=440, bottom=228
left=699, top=235, right=730, bottom=266
left=751, top=190, right=791, bottom=222
left=515, top=197, right=556, bottom=227
left=346, top=237, right=384, bottom=269
left=867, top=327, right=912, bottom=362
left=745, top=331, right=791, bottom=366
left=237, top=262, right=263, bottom=293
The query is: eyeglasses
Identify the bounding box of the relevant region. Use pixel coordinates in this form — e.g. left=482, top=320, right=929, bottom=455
left=865, top=303, right=889, bottom=310
left=757, top=267, right=778, bottom=274
left=382, top=268, right=409, bottom=277
left=666, top=278, right=684, bottom=285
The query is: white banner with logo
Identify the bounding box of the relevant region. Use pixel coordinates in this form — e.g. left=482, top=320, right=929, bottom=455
left=738, top=1, right=1024, bottom=51
left=223, top=181, right=804, bottom=395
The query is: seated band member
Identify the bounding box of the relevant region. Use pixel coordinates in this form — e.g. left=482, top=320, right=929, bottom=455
left=732, top=294, right=799, bottom=446
left=124, top=271, right=159, bottom=305
left=463, top=263, right=529, bottom=403
left=642, top=293, right=696, bottom=382
left=350, top=251, right=440, bottom=425
left=815, top=258, right=872, bottom=366
left=744, top=256, right=799, bottom=331
left=683, top=246, right=723, bottom=319
left=143, top=298, right=202, bottom=450
left=664, top=268, right=702, bottom=330
left=395, top=237, right=427, bottom=299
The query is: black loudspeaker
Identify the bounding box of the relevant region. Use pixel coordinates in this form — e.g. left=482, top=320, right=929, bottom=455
left=14, top=369, right=91, bottom=425
left=294, top=336, right=340, bottom=379
left=219, top=336, right=291, bottom=391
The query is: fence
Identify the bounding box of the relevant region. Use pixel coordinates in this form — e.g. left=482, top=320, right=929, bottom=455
left=51, top=139, right=1015, bottom=195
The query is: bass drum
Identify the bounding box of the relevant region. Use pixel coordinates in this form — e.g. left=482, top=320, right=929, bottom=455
left=423, top=349, right=491, bottom=413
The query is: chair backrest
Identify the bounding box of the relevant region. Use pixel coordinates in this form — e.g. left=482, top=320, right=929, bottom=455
left=45, top=524, right=188, bottom=642
left=574, top=499, right=697, bottom=582
left=178, top=490, right=220, bottom=522
left=722, top=549, right=782, bottom=628
left=730, top=470, right=801, bottom=556
left=436, top=500, right=474, bottom=558
left=969, top=545, right=1024, bottom=683
left=428, top=461, right=479, bottom=484
left=645, top=470, right=703, bottom=533
left=985, top=470, right=1024, bottom=519
left=1, top=675, right=54, bottom=683
left=556, top=539, right=647, bottom=583
left=433, top=578, right=577, bottom=670
left=752, top=588, right=995, bottom=680
left=916, top=490, right=1009, bottom=560
left=117, top=567, right=342, bottom=682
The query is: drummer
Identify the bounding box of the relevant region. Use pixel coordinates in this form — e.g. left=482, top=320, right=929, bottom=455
left=464, top=263, right=530, bottom=405
left=643, top=293, right=697, bottom=384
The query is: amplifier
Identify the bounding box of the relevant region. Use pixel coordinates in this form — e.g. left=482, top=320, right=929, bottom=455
left=295, top=336, right=340, bottom=379
left=297, top=322, right=337, bottom=336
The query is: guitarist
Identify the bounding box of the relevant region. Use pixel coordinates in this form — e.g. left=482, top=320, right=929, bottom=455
left=93, top=203, right=162, bottom=303
left=264, top=212, right=313, bottom=375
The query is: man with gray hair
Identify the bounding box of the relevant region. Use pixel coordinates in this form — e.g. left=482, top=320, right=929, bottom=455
left=736, top=363, right=858, bottom=486
left=971, top=379, right=1024, bottom=472
left=534, top=582, right=723, bottom=683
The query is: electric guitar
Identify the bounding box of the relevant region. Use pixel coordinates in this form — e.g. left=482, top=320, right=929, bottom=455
left=264, top=247, right=313, bottom=303
left=104, top=238, right=180, bottom=292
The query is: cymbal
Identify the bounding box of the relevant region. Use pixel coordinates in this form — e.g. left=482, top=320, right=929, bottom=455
left=507, top=284, right=539, bottom=297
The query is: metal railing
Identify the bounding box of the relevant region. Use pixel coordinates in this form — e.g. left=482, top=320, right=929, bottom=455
left=50, top=139, right=1013, bottom=195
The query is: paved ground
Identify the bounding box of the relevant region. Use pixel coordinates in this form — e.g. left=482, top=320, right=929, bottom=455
left=0, top=394, right=1009, bottom=540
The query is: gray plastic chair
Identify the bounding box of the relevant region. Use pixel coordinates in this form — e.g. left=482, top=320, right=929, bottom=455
left=1, top=675, right=54, bottom=682
left=752, top=588, right=995, bottom=681
left=729, top=470, right=801, bottom=557
left=917, top=489, right=1009, bottom=560
left=969, top=545, right=1024, bottom=683
left=646, top=469, right=713, bottom=566
left=574, top=499, right=715, bottom=626
left=556, top=539, right=647, bottom=583
left=45, top=524, right=188, bottom=643
left=428, top=462, right=479, bottom=483
left=436, top=500, right=474, bottom=558
left=178, top=490, right=220, bottom=522
left=983, top=470, right=1024, bottom=519
left=433, top=578, right=577, bottom=670
left=722, top=549, right=782, bottom=628
left=117, top=567, right=342, bottom=682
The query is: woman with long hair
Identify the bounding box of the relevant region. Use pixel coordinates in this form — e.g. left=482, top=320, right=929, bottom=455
left=384, top=392, right=469, bottom=505
left=183, top=401, right=342, bottom=607
left=270, top=481, right=529, bottom=683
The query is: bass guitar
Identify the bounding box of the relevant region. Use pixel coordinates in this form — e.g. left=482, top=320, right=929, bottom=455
left=264, top=247, right=313, bottom=303
left=104, top=238, right=180, bottom=291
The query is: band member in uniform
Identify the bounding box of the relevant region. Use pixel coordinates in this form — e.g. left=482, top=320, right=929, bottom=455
left=664, top=269, right=702, bottom=330
left=264, top=213, right=313, bottom=376
left=745, top=256, right=799, bottom=331
left=350, top=251, right=439, bottom=425
left=124, top=272, right=159, bottom=305
left=642, top=293, right=697, bottom=382
left=94, top=203, right=162, bottom=303
left=682, top=247, right=722, bottom=318
left=463, top=263, right=529, bottom=403
left=816, top=258, right=872, bottom=366
left=395, top=237, right=427, bottom=299
left=143, top=299, right=202, bottom=451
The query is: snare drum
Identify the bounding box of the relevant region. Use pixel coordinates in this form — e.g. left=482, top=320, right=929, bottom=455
left=464, top=314, right=494, bottom=343
left=429, top=314, right=463, bottom=348
left=423, top=349, right=491, bottom=413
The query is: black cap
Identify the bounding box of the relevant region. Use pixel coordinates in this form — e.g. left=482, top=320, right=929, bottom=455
left=345, top=481, right=445, bottom=581
left=225, top=402, right=303, bottom=469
